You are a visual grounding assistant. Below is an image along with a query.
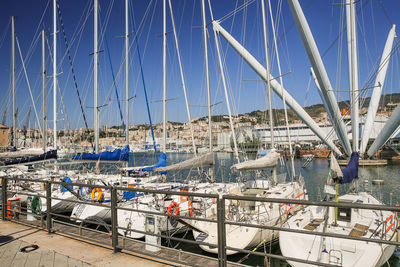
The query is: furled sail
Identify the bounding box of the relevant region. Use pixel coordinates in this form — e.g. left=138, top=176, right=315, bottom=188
left=231, top=151, right=279, bottom=171
left=142, top=152, right=167, bottom=171
left=340, top=152, right=359, bottom=183
left=155, top=152, right=214, bottom=172
left=72, top=145, right=129, bottom=161
left=330, top=153, right=343, bottom=178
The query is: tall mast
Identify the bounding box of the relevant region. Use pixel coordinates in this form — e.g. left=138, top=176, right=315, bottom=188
left=94, top=0, right=99, bottom=153
left=260, top=0, right=277, bottom=182
left=162, top=0, right=167, bottom=154
left=260, top=0, right=274, bottom=149
left=125, top=0, right=129, bottom=148
left=42, top=30, right=47, bottom=152
left=208, top=5, right=240, bottom=163
left=201, top=0, right=212, bottom=153
left=53, top=0, right=57, bottom=149
left=346, top=0, right=359, bottom=152
left=167, top=0, right=197, bottom=156
left=11, top=16, right=16, bottom=148
left=267, top=0, right=296, bottom=178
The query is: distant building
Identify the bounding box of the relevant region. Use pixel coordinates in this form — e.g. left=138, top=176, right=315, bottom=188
left=0, top=124, right=9, bottom=147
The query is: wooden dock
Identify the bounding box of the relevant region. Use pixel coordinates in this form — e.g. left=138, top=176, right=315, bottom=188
left=0, top=216, right=245, bottom=267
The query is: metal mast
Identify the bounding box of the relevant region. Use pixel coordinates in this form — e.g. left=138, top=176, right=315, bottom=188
left=42, top=30, right=47, bottom=152
left=201, top=0, right=212, bottom=153
left=202, top=0, right=214, bottom=181
left=346, top=0, right=359, bottom=152
left=162, top=0, right=167, bottom=154
left=125, top=0, right=129, bottom=148
left=11, top=16, right=16, bottom=148
left=267, top=0, right=296, bottom=178
left=94, top=0, right=99, bottom=153
left=260, top=0, right=274, bottom=149
left=260, top=0, right=277, bottom=182
left=53, top=0, right=57, bottom=149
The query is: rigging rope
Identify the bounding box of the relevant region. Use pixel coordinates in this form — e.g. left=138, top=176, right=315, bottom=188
left=15, top=37, right=43, bottom=135
left=57, top=2, right=93, bottom=149
left=103, top=33, right=126, bottom=135
left=130, top=2, right=157, bottom=155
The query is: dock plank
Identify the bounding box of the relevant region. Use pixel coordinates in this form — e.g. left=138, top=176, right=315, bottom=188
left=54, top=253, right=69, bottom=267
left=67, top=257, right=83, bottom=267
left=0, top=239, right=22, bottom=266
left=39, top=250, right=55, bottom=267
left=25, top=246, right=46, bottom=267
left=10, top=240, right=29, bottom=267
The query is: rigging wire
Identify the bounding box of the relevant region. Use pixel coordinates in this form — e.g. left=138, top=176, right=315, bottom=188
left=57, top=1, right=93, bottom=148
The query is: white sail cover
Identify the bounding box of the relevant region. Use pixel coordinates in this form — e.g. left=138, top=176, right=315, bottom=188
left=330, top=153, right=343, bottom=178
left=231, top=151, right=279, bottom=171
left=0, top=148, right=45, bottom=159
left=155, top=152, right=214, bottom=172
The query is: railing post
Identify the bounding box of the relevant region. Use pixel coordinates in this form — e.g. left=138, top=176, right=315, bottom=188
left=46, top=181, right=52, bottom=233
left=217, top=196, right=227, bottom=267
left=1, top=177, right=8, bottom=220
left=111, top=186, right=119, bottom=253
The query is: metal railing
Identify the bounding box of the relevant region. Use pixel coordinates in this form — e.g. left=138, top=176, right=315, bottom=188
left=1, top=176, right=399, bottom=267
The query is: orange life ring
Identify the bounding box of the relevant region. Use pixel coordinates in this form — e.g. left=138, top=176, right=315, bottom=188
left=91, top=188, right=103, bottom=201
left=167, top=201, right=180, bottom=215
left=188, top=200, right=193, bottom=217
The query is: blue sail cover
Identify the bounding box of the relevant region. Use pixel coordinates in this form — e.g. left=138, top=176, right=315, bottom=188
left=72, top=145, right=129, bottom=161
left=340, top=152, right=359, bottom=183
left=142, top=152, right=167, bottom=171
left=60, top=176, right=73, bottom=193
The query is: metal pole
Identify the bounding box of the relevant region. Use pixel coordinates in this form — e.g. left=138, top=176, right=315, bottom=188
left=12, top=17, right=16, bottom=148
left=360, top=25, right=396, bottom=154
left=211, top=24, right=240, bottom=163
left=53, top=0, right=57, bottom=149
left=111, top=187, right=119, bottom=253
left=346, top=0, right=359, bottom=152
left=46, top=181, right=52, bottom=233
left=217, top=197, right=226, bottom=267
left=94, top=0, right=99, bottom=153
left=212, top=21, right=343, bottom=156
left=125, top=0, right=129, bottom=149
left=1, top=178, right=7, bottom=220
left=42, top=30, right=47, bottom=152
left=201, top=0, right=214, bottom=181
left=167, top=0, right=197, bottom=156
left=162, top=0, right=167, bottom=154
left=288, top=0, right=351, bottom=156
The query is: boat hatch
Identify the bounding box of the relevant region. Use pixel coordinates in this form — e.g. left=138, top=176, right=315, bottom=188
left=337, top=207, right=351, bottom=222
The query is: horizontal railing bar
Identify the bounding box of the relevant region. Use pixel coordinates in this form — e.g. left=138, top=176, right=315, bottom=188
left=223, top=195, right=400, bottom=212
left=226, top=220, right=400, bottom=246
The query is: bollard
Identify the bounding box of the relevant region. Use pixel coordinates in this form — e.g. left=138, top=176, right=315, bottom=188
left=1, top=178, right=7, bottom=220
left=46, top=181, right=52, bottom=233
left=217, top=196, right=227, bottom=267
left=111, top=187, right=119, bottom=253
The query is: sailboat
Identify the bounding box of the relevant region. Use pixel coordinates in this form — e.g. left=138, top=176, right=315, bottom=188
left=279, top=153, right=397, bottom=266
left=176, top=0, right=308, bottom=255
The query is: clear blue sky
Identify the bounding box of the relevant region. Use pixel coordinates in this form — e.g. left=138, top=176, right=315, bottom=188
left=0, top=0, right=399, bottom=130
